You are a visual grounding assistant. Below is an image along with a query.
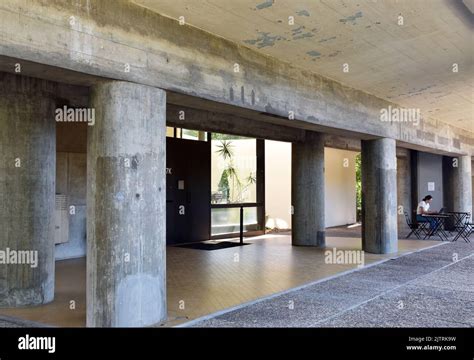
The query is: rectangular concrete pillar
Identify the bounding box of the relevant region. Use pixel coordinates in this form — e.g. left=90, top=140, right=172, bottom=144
left=361, top=138, right=398, bottom=254
left=0, top=74, right=56, bottom=306
left=443, top=155, right=473, bottom=220
left=87, top=81, right=166, bottom=327
left=292, top=132, right=325, bottom=247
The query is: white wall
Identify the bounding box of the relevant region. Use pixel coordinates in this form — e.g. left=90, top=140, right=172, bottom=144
left=324, top=148, right=357, bottom=227
left=265, top=141, right=357, bottom=229
left=265, top=140, right=292, bottom=229
left=55, top=152, right=87, bottom=260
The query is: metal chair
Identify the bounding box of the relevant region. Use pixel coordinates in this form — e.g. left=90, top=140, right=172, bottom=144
left=405, top=211, right=425, bottom=239
left=453, top=215, right=472, bottom=243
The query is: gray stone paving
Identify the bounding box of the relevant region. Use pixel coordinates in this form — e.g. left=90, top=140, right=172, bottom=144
left=0, top=315, right=50, bottom=328
left=190, top=242, right=474, bottom=327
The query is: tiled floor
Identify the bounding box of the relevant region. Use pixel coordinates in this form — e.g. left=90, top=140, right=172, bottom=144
left=0, top=234, right=440, bottom=327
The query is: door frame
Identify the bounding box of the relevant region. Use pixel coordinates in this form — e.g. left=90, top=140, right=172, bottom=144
left=210, top=137, right=266, bottom=240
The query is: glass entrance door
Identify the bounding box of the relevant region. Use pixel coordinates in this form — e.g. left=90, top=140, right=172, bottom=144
left=211, top=133, right=265, bottom=238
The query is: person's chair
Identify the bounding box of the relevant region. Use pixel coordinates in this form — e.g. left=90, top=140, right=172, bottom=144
left=463, top=223, right=473, bottom=243
left=405, top=211, right=423, bottom=239
left=453, top=215, right=472, bottom=243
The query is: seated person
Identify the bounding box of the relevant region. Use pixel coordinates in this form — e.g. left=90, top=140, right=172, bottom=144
left=416, top=195, right=436, bottom=228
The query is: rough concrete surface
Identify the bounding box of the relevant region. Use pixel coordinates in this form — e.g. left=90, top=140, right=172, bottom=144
left=292, top=131, right=326, bottom=247
left=0, top=1, right=472, bottom=155
left=362, top=138, right=398, bottom=254
left=87, top=81, right=167, bottom=327
left=0, top=73, right=56, bottom=307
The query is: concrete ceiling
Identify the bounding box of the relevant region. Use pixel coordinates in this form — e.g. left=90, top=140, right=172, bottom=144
left=134, top=0, right=474, bottom=132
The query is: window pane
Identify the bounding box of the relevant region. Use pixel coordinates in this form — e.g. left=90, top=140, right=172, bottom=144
left=166, top=127, right=175, bottom=137
left=211, top=207, right=258, bottom=236
left=211, top=134, right=256, bottom=204
left=182, top=129, right=207, bottom=141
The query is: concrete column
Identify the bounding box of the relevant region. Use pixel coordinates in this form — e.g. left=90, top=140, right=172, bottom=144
left=443, top=155, right=473, bottom=220
left=87, top=81, right=166, bottom=327
left=472, top=159, right=474, bottom=216
left=0, top=74, right=56, bottom=306
left=361, top=138, right=398, bottom=254
left=397, top=153, right=412, bottom=236
left=292, top=132, right=325, bottom=247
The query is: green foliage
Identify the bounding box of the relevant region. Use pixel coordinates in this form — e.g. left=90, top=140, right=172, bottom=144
left=183, top=129, right=199, bottom=138
left=215, top=140, right=234, bottom=161
left=225, top=165, right=242, bottom=202
left=211, top=133, right=247, bottom=141
left=246, top=172, right=257, bottom=185
left=217, top=169, right=230, bottom=202
left=214, top=140, right=255, bottom=203
left=355, top=153, right=362, bottom=220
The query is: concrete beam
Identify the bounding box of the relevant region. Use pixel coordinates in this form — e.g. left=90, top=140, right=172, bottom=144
left=87, top=81, right=166, bottom=327
left=362, top=138, right=398, bottom=254
left=292, top=132, right=325, bottom=247
left=0, top=73, right=56, bottom=306
left=0, top=1, right=472, bottom=155
left=167, top=104, right=305, bottom=143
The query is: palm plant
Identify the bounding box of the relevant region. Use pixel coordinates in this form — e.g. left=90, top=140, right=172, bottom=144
left=226, top=165, right=242, bottom=202
left=215, top=140, right=234, bottom=160
left=215, top=139, right=256, bottom=203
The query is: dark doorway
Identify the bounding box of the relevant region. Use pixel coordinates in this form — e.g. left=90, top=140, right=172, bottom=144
left=166, top=137, right=211, bottom=244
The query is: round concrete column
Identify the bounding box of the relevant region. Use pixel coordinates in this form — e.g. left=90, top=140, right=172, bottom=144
left=397, top=154, right=412, bottom=236
left=361, top=138, right=398, bottom=254
left=292, top=132, right=325, bottom=247
left=454, top=156, right=472, bottom=218
left=87, top=81, right=166, bottom=327
left=0, top=74, right=56, bottom=306
left=443, top=155, right=472, bottom=220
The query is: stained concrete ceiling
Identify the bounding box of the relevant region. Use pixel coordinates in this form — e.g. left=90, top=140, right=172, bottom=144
left=134, top=0, right=474, bottom=132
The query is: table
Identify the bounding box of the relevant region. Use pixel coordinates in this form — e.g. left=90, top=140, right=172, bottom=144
left=421, top=214, right=451, bottom=241
left=445, top=212, right=471, bottom=242
left=447, top=211, right=470, bottom=229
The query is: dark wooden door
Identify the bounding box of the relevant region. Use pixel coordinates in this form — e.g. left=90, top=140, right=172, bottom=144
left=166, top=137, right=210, bottom=244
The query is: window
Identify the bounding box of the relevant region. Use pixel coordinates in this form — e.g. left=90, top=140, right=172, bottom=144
left=166, top=127, right=207, bottom=141
left=211, top=207, right=258, bottom=236
left=166, top=127, right=175, bottom=137
left=211, top=133, right=257, bottom=204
